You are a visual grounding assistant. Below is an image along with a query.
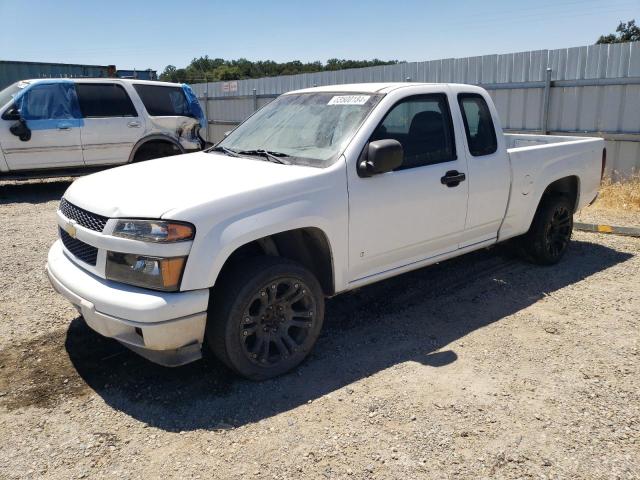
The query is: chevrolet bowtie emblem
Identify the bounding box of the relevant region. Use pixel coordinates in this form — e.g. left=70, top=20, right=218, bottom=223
left=64, top=220, right=77, bottom=238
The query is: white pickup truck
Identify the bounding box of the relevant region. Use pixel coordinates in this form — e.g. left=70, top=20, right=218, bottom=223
left=46, top=83, right=605, bottom=380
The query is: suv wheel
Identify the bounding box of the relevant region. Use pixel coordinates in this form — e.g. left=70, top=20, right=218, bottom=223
left=206, top=257, right=324, bottom=380
left=133, top=143, right=180, bottom=162
left=520, top=195, right=574, bottom=265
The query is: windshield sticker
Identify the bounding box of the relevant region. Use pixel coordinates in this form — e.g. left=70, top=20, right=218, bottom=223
left=327, top=95, right=371, bottom=106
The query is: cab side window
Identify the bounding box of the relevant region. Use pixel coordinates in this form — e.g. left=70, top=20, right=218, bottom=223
left=458, top=93, right=497, bottom=156
left=370, top=94, right=456, bottom=170
left=76, top=84, right=137, bottom=118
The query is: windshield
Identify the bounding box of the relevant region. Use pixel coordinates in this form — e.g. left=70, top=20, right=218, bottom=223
left=217, top=92, right=383, bottom=167
left=0, top=81, right=29, bottom=110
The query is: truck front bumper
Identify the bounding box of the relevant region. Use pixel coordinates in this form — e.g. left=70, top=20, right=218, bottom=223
left=46, top=240, right=209, bottom=367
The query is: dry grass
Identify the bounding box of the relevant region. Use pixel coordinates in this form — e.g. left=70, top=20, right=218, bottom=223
left=592, top=174, right=640, bottom=211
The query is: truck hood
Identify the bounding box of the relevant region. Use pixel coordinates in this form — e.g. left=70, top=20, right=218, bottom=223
left=63, top=152, right=325, bottom=219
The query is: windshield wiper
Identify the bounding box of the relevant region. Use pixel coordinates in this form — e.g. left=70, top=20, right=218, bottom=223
left=236, top=149, right=292, bottom=165
left=209, top=145, right=241, bottom=157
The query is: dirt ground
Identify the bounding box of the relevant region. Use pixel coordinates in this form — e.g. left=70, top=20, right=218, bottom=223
left=575, top=204, right=640, bottom=230
left=0, top=179, right=639, bottom=480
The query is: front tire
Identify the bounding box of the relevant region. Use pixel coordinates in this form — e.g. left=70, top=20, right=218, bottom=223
left=520, top=195, right=574, bottom=265
left=206, top=257, right=325, bottom=380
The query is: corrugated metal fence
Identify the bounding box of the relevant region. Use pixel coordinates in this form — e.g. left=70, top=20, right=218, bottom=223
left=192, top=42, right=640, bottom=179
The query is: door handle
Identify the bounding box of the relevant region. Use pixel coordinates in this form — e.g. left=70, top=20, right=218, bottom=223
left=440, top=170, right=466, bottom=187
left=127, top=121, right=141, bottom=128
left=57, top=123, right=71, bottom=130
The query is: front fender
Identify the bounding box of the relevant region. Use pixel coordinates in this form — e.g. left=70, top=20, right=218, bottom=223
left=179, top=197, right=347, bottom=293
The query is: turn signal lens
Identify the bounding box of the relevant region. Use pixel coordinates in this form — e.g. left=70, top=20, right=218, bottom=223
left=160, top=257, right=186, bottom=290
left=166, top=223, right=194, bottom=242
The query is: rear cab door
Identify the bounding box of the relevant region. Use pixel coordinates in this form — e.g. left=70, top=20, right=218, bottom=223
left=76, top=81, right=144, bottom=165
left=452, top=86, right=511, bottom=247
left=346, top=85, right=470, bottom=283
left=0, top=81, right=84, bottom=170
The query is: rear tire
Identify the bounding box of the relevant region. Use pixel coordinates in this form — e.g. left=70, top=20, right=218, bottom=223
left=519, top=195, right=574, bottom=265
left=206, top=256, right=325, bottom=380
left=132, top=142, right=180, bottom=162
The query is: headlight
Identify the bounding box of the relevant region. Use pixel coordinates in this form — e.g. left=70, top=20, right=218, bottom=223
left=112, top=220, right=194, bottom=243
left=106, top=252, right=186, bottom=291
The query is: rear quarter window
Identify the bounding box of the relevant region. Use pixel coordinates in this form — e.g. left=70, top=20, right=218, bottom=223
left=458, top=93, right=498, bottom=156
left=133, top=85, right=190, bottom=116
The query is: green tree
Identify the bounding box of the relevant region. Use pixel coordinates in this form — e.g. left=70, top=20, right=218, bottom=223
left=160, top=65, right=177, bottom=80
left=596, top=19, right=639, bottom=44
left=159, top=57, right=401, bottom=82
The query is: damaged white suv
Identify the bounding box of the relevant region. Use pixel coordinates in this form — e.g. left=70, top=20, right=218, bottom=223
left=0, top=78, right=205, bottom=177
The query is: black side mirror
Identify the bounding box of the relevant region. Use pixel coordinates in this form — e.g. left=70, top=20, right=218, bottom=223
left=358, top=139, right=403, bottom=177
left=10, top=118, right=31, bottom=142
left=2, top=105, right=21, bottom=121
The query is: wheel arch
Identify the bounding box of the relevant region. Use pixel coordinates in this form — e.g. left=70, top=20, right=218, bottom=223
left=211, top=226, right=336, bottom=297
left=526, top=174, right=580, bottom=233
left=540, top=175, right=580, bottom=210
left=128, top=134, right=184, bottom=163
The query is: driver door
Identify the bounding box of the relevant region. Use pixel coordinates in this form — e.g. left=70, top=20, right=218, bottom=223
left=347, top=92, right=469, bottom=282
left=1, top=82, right=84, bottom=171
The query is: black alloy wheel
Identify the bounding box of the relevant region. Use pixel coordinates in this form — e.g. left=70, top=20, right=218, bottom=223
left=240, top=278, right=318, bottom=366
left=520, top=194, right=574, bottom=265
left=543, top=204, right=572, bottom=258
left=206, top=256, right=325, bottom=380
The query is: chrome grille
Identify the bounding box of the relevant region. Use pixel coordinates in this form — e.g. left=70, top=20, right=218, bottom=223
left=59, top=198, right=108, bottom=232
left=59, top=228, right=98, bottom=266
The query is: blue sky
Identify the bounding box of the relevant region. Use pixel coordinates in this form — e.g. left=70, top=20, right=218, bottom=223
left=0, top=0, right=638, bottom=74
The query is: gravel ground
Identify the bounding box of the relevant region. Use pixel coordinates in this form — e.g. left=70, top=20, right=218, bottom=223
left=1, top=179, right=639, bottom=480
left=575, top=204, right=640, bottom=229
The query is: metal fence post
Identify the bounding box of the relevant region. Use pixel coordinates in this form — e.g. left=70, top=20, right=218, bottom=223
left=204, top=76, right=210, bottom=142
left=253, top=88, right=258, bottom=112
left=541, top=68, right=552, bottom=134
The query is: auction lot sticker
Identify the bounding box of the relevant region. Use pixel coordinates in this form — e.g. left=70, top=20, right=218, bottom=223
left=328, top=95, right=370, bottom=105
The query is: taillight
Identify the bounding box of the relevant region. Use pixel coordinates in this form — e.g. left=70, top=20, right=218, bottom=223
left=601, top=148, right=607, bottom=182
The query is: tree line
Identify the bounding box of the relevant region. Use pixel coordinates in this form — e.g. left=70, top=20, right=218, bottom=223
left=159, top=57, right=402, bottom=83
left=159, top=20, right=638, bottom=84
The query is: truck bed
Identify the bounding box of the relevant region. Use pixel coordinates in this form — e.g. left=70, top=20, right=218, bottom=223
left=499, top=133, right=605, bottom=241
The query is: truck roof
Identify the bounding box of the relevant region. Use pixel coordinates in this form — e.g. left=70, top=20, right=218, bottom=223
left=287, top=82, right=486, bottom=95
